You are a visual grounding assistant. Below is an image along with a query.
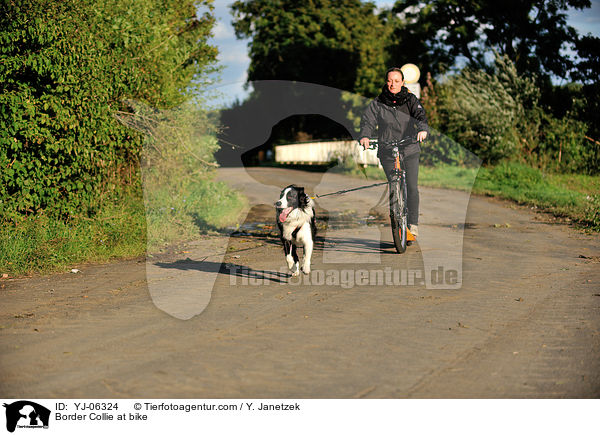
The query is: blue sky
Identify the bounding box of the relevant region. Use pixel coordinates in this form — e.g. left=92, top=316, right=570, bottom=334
left=206, top=0, right=600, bottom=106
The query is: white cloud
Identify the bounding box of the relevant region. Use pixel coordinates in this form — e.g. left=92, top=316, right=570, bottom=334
left=212, top=20, right=233, bottom=39
left=217, top=44, right=250, bottom=64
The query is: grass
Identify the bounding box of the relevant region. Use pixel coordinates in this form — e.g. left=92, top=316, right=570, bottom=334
left=0, top=172, right=247, bottom=277
left=338, top=159, right=600, bottom=231
left=474, top=162, right=599, bottom=230
left=144, top=174, right=247, bottom=253
left=0, top=183, right=146, bottom=277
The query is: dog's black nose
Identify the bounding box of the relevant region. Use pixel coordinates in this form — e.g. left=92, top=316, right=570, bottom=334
left=275, top=201, right=281, bottom=207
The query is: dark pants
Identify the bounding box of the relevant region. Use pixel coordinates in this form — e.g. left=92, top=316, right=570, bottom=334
left=379, top=152, right=419, bottom=226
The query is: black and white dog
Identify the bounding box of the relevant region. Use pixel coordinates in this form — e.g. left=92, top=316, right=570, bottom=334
left=275, top=185, right=316, bottom=276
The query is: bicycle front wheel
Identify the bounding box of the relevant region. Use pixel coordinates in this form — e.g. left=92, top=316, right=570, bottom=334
left=389, top=178, right=407, bottom=254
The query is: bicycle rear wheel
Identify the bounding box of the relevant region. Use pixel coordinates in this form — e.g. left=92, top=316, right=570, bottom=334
left=389, top=178, right=407, bottom=253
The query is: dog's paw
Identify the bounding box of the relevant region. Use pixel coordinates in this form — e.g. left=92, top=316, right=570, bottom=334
left=290, top=261, right=300, bottom=277
left=301, top=265, right=310, bottom=275
left=286, top=255, right=295, bottom=270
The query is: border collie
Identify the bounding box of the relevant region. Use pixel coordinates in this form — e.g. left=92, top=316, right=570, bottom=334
left=275, top=185, right=316, bottom=276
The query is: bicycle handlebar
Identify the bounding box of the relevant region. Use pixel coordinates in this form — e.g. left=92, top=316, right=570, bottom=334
left=360, top=137, right=415, bottom=150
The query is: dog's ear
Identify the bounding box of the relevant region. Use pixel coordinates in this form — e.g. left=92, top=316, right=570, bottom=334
left=299, top=189, right=310, bottom=207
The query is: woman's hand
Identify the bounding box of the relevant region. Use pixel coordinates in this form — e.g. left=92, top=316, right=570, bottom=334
left=359, top=137, right=371, bottom=150
left=417, top=131, right=428, bottom=142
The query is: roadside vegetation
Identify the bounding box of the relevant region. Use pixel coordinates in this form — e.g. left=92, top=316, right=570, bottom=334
left=0, top=182, right=145, bottom=276
left=0, top=0, right=244, bottom=277
left=338, top=159, right=600, bottom=231
left=417, top=54, right=599, bottom=231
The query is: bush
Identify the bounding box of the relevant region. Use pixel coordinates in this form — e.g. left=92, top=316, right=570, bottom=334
left=438, top=55, right=539, bottom=164
left=418, top=131, right=480, bottom=167
left=537, top=114, right=590, bottom=173
left=0, top=0, right=217, bottom=221
left=117, top=100, right=246, bottom=252
left=427, top=55, right=597, bottom=174
left=419, top=73, right=479, bottom=167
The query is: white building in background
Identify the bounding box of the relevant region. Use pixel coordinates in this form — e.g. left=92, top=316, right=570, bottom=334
left=274, top=140, right=381, bottom=167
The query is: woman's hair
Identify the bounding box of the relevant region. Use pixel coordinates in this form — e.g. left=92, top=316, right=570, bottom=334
left=386, top=67, right=404, bottom=81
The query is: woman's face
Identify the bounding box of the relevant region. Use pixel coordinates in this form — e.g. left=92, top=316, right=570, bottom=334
left=387, top=71, right=404, bottom=94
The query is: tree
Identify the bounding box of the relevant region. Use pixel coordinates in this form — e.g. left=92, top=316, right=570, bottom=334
left=230, top=0, right=391, bottom=97
left=388, top=0, right=592, bottom=81
left=572, top=35, right=600, bottom=84
left=223, top=0, right=391, bottom=161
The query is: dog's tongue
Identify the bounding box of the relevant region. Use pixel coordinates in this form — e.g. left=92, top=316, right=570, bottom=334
left=279, top=207, right=293, bottom=222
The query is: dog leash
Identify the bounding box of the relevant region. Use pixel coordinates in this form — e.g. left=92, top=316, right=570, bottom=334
left=312, top=181, right=389, bottom=198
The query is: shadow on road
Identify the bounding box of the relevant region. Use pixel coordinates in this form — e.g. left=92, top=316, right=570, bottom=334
left=153, top=258, right=291, bottom=284
left=322, top=236, right=402, bottom=255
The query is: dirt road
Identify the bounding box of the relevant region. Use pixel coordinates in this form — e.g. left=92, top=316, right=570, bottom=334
left=1, top=167, right=599, bottom=398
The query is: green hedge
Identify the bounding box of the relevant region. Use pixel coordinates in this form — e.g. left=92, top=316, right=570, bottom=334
left=0, top=0, right=218, bottom=220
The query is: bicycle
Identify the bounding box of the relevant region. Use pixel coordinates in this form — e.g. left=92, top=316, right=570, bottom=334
left=315, top=136, right=417, bottom=253
left=366, top=137, right=415, bottom=254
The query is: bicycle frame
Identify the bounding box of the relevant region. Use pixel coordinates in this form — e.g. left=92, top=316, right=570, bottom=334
left=391, top=146, right=404, bottom=179
left=367, top=136, right=411, bottom=187
left=366, top=137, right=414, bottom=252
left=391, top=146, right=408, bottom=220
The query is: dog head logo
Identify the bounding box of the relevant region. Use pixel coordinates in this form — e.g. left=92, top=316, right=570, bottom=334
left=3, top=401, right=50, bottom=433
left=119, top=80, right=480, bottom=319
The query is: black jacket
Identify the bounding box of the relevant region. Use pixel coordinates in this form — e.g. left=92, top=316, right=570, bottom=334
left=359, top=86, right=429, bottom=158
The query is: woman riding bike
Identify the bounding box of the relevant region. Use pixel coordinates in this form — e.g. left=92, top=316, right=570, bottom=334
left=359, top=67, right=429, bottom=238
